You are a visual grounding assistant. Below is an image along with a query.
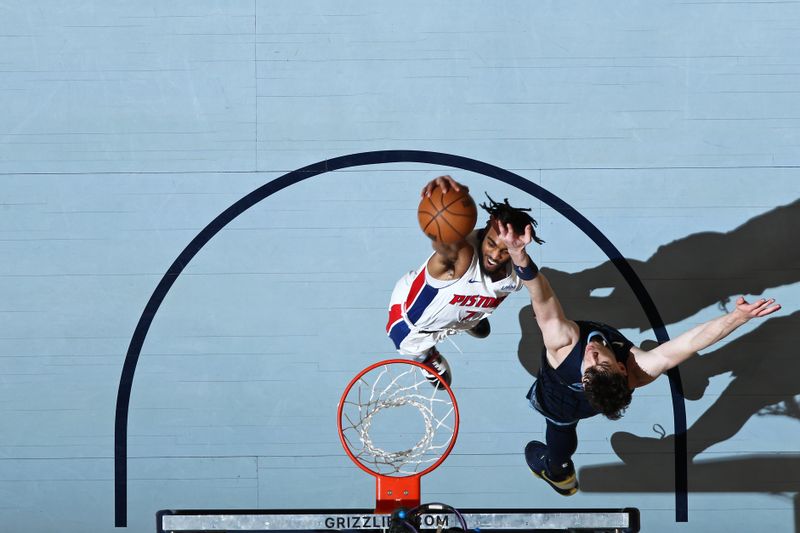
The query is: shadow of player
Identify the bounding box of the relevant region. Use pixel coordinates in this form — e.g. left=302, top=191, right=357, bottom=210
left=578, top=455, right=800, bottom=531
left=610, top=310, right=800, bottom=461
left=516, top=198, right=799, bottom=377
left=514, top=198, right=800, bottom=530
left=597, top=314, right=800, bottom=531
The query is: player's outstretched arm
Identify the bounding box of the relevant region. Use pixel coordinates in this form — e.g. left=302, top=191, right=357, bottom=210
left=497, top=222, right=578, bottom=358
left=628, top=296, right=782, bottom=388
left=422, top=176, right=473, bottom=280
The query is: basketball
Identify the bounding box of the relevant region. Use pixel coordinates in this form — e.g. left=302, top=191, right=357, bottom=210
left=417, top=188, right=478, bottom=243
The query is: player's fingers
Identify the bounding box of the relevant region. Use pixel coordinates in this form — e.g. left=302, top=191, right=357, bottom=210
left=422, top=179, right=440, bottom=197
left=754, top=302, right=780, bottom=316
left=754, top=297, right=771, bottom=309
left=744, top=300, right=765, bottom=313
left=496, top=221, right=507, bottom=238
left=446, top=176, right=466, bottom=194
left=453, top=179, right=468, bottom=193
left=754, top=298, right=775, bottom=312
left=424, top=177, right=448, bottom=196
left=745, top=299, right=771, bottom=317
left=436, top=176, right=450, bottom=194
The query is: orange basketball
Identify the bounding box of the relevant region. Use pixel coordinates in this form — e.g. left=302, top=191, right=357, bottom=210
left=417, top=188, right=478, bottom=243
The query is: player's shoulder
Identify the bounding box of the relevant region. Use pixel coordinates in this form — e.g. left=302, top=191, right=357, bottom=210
left=464, top=228, right=483, bottom=249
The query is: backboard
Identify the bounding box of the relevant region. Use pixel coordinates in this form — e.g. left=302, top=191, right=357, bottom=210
left=156, top=507, right=640, bottom=533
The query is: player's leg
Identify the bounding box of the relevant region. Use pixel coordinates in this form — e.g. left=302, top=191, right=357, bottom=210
left=544, top=420, right=579, bottom=477
left=525, top=420, right=579, bottom=496
left=388, top=315, right=452, bottom=389
left=386, top=270, right=452, bottom=388
left=419, top=346, right=451, bottom=389
left=465, top=318, right=491, bottom=338
left=396, top=332, right=451, bottom=389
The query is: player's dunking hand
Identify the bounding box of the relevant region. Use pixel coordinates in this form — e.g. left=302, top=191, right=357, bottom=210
left=732, top=296, right=781, bottom=320
left=421, top=175, right=469, bottom=198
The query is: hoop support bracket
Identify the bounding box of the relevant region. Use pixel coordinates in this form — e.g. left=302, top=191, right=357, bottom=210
left=375, top=475, right=420, bottom=513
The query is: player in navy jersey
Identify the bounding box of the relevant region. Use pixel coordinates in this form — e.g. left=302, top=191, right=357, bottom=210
left=495, top=222, right=782, bottom=496
left=386, top=175, right=543, bottom=387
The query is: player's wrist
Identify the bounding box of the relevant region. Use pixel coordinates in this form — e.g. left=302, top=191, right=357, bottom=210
left=511, top=252, right=539, bottom=281
left=514, top=262, right=539, bottom=281
left=729, top=309, right=751, bottom=325
left=508, top=248, right=529, bottom=265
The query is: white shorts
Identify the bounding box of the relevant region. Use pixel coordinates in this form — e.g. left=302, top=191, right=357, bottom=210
left=387, top=270, right=447, bottom=359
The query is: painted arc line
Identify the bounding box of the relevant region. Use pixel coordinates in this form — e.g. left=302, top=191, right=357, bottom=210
left=114, top=149, right=687, bottom=526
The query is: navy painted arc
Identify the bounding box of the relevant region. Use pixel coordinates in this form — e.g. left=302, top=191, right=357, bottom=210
left=113, top=150, right=687, bottom=526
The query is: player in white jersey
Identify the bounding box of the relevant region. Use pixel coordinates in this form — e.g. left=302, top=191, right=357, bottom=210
left=386, top=175, right=544, bottom=387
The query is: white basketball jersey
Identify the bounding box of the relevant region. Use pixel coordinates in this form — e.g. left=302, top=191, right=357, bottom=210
left=387, top=231, right=523, bottom=355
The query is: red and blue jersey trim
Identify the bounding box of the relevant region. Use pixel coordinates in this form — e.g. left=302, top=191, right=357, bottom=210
left=386, top=270, right=439, bottom=349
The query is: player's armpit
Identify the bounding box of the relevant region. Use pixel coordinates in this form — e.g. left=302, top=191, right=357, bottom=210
left=426, top=241, right=473, bottom=281
left=626, top=346, right=668, bottom=388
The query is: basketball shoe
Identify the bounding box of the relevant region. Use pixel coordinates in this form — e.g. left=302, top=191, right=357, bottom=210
left=421, top=348, right=452, bottom=389
left=524, top=440, right=578, bottom=496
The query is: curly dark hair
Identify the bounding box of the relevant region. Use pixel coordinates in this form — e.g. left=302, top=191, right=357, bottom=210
left=479, top=194, right=545, bottom=244
left=583, top=366, right=633, bottom=420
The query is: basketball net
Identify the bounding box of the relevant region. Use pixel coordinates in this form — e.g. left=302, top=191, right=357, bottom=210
left=338, top=360, right=459, bottom=513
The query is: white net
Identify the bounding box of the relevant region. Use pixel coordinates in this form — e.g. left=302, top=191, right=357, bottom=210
left=339, top=361, right=458, bottom=477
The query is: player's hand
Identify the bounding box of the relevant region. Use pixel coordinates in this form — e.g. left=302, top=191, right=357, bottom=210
left=421, top=175, right=468, bottom=198
left=732, top=296, right=781, bottom=320
left=496, top=219, right=534, bottom=255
